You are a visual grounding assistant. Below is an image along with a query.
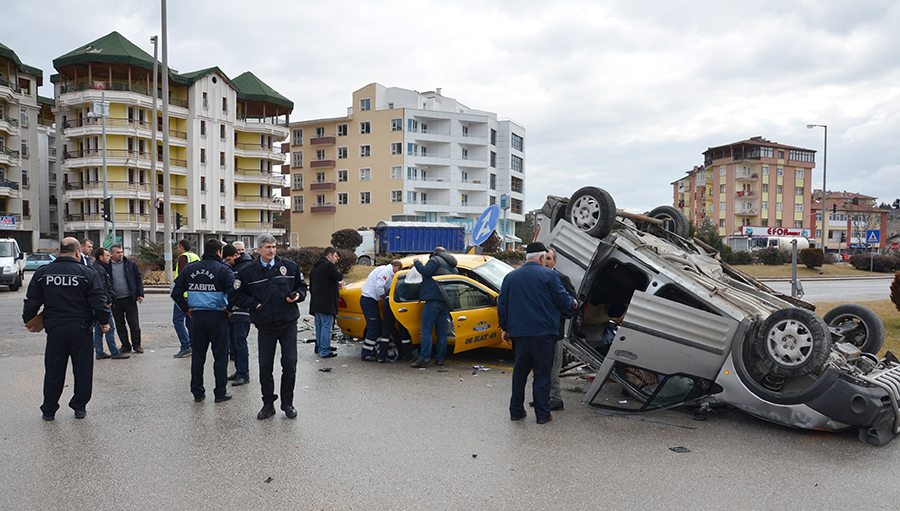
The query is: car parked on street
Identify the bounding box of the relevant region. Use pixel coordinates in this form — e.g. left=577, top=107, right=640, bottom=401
left=336, top=254, right=515, bottom=354
left=24, top=253, right=56, bottom=271
left=537, top=186, right=899, bottom=445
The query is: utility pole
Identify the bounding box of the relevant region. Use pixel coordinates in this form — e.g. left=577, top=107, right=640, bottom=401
left=162, top=0, right=173, bottom=282
left=150, top=35, right=158, bottom=240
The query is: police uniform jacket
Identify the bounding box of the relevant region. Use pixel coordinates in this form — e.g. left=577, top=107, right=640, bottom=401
left=171, top=252, right=234, bottom=313
left=23, top=256, right=111, bottom=330
left=413, top=252, right=458, bottom=302
left=102, top=256, right=144, bottom=301
left=308, top=256, right=343, bottom=316
left=229, top=255, right=307, bottom=329
left=227, top=252, right=253, bottom=323
left=498, top=261, right=575, bottom=338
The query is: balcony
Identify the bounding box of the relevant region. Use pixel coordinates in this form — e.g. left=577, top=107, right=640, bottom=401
left=310, top=204, right=336, bottom=214
left=310, top=181, right=336, bottom=191
left=234, top=194, right=284, bottom=209
left=310, top=135, right=336, bottom=146
left=0, top=112, right=19, bottom=135
left=234, top=167, right=284, bottom=186
left=734, top=208, right=758, bottom=216
left=735, top=190, right=756, bottom=198
left=736, top=171, right=759, bottom=181
left=0, top=145, right=20, bottom=165
left=234, top=220, right=284, bottom=234
left=310, top=159, right=335, bottom=169
left=58, top=81, right=189, bottom=110
left=0, top=179, right=20, bottom=198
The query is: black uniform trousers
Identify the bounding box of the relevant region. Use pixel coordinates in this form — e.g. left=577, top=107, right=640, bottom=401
left=112, top=297, right=141, bottom=348
left=509, top=335, right=557, bottom=422
left=42, top=322, right=94, bottom=415
left=190, top=310, right=230, bottom=399
left=257, top=321, right=298, bottom=408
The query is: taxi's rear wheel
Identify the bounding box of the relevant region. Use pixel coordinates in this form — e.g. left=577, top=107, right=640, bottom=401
left=755, top=308, right=831, bottom=378
left=564, top=186, right=616, bottom=239
left=822, top=304, right=884, bottom=354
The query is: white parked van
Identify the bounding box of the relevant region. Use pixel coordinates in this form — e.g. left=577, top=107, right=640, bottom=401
left=0, top=238, right=26, bottom=291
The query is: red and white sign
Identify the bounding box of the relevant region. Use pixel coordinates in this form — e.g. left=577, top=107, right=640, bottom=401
left=93, top=81, right=106, bottom=90
left=740, top=226, right=811, bottom=237
left=892, top=242, right=899, bottom=251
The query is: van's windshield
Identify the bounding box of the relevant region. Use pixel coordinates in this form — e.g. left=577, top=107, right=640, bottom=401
left=0, top=242, right=13, bottom=257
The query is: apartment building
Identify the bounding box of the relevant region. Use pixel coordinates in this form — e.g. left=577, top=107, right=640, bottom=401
left=51, top=32, right=291, bottom=251
left=810, top=190, right=888, bottom=251
left=285, top=83, right=525, bottom=248
left=1, top=41, right=46, bottom=252
left=673, top=137, right=816, bottom=249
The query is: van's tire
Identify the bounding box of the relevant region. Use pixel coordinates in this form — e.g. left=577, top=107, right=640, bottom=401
left=822, top=304, right=885, bottom=354
left=755, top=308, right=832, bottom=378
left=564, top=186, right=616, bottom=239
left=357, top=256, right=373, bottom=266
left=647, top=205, right=690, bottom=238
left=8, top=273, right=21, bottom=292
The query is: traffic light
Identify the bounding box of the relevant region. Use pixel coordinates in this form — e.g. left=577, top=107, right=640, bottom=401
left=892, top=198, right=899, bottom=209
left=175, top=212, right=183, bottom=230
left=102, top=198, right=111, bottom=222
left=832, top=204, right=837, bottom=214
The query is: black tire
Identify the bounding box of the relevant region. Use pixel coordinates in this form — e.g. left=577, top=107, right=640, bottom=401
left=755, top=308, right=832, bottom=378
left=357, top=256, right=372, bottom=266
left=646, top=205, right=689, bottom=238
left=8, top=273, right=20, bottom=292
left=822, top=304, right=885, bottom=354
left=564, top=186, right=616, bottom=239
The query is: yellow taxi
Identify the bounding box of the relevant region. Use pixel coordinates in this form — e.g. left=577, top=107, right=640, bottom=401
left=336, top=254, right=515, bottom=353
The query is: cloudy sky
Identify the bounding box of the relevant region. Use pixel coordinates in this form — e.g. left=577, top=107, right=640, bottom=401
left=6, top=0, right=900, bottom=213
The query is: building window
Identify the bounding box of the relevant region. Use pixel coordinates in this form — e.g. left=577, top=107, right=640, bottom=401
left=719, top=201, right=726, bottom=210
left=292, top=151, right=303, bottom=168
left=220, top=179, right=225, bottom=193
left=777, top=167, right=784, bottom=177
left=719, top=219, right=726, bottom=228
left=359, top=98, right=371, bottom=111
left=20, top=140, right=28, bottom=158
left=360, top=145, right=371, bottom=157
left=220, top=151, right=225, bottom=166
left=337, top=124, right=348, bottom=137
left=359, top=168, right=371, bottom=181
left=762, top=201, right=768, bottom=210
left=222, top=97, right=228, bottom=113
left=391, top=142, right=402, bottom=155
left=200, top=176, right=206, bottom=191
left=490, top=174, right=496, bottom=190
left=406, top=143, right=418, bottom=156
left=461, top=194, right=469, bottom=206
left=334, top=147, right=346, bottom=159
left=511, top=155, right=523, bottom=172
left=719, top=166, right=727, bottom=176
left=337, top=192, right=348, bottom=205
left=407, top=167, right=418, bottom=180
left=720, top=184, right=726, bottom=193
left=511, top=176, right=523, bottom=193
left=317, top=194, right=326, bottom=207
left=391, top=118, right=402, bottom=131
left=490, top=129, right=497, bottom=145
left=200, top=148, right=206, bottom=164
left=360, top=191, right=371, bottom=204
left=796, top=187, right=804, bottom=196
left=200, top=120, right=206, bottom=136
left=337, top=169, right=348, bottom=182
left=292, top=173, right=304, bottom=190
left=795, top=203, right=804, bottom=212
left=292, top=128, right=303, bottom=146
left=316, top=149, right=326, bottom=161
left=218, top=206, right=224, bottom=220
left=511, top=198, right=523, bottom=214
left=794, top=220, right=803, bottom=228
left=489, top=195, right=496, bottom=205
left=776, top=202, right=783, bottom=211
left=390, top=166, right=401, bottom=179
left=315, top=127, right=325, bottom=138
left=316, top=172, right=326, bottom=183
left=202, top=92, right=208, bottom=109
left=407, top=119, right=418, bottom=132
left=407, top=191, right=418, bottom=204
left=220, top=124, right=226, bottom=140
left=201, top=204, right=207, bottom=219
left=776, top=220, right=783, bottom=227
left=391, top=190, right=402, bottom=203
left=762, top=184, right=768, bottom=193
left=796, top=169, right=805, bottom=179
left=292, top=195, right=304, bottom=212
left=776, top=185, right=783, bottom=194
left=778, top=150, right=784, bottom=159
left=762, top=166, right=769, bottom=176
left=359, top=121, right=371, bottom=134
left=490, top=152, right=497, bottom=168
left=511, top=133, right=524, bottom=151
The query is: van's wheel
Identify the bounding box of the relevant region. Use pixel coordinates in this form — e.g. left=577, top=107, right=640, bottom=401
left=357, top=256, right=372, bottom=266
left=822, top=304, right=885, bottom=354
left=564, top=186, right=616, bottom=239
left=755, top=308, right=831, bottom=377
left=9, top=273, right=21, bottom=292
left=646, top=205, right=689, bottom=238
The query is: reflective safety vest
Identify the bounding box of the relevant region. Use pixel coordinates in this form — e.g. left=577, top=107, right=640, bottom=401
left=174, top=251, right=199, bottom=298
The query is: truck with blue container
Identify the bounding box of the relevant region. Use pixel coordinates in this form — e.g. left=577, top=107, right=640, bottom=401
left=354, top=222, right=466, bottom=265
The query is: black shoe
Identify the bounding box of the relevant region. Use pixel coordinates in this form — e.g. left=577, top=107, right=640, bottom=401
left=257, top=403, right=276, bottom=420
left=214, top=394, right=232, bottom=403
left=110, top=353, right=130, bottom=359
left=410, top=358, right=430, bottom=368
left=120, top=344, right=132, bottom=353
left=194, top=394, right=205, bottom=403
left=74, top=410, right=86, bottom=419
left=133, top=346, right=144, bottom=353
left=537, top=414, right=553, bottom=425
left=42, top=413, right=55, bottom=421
left=321, top=352, right=337, bottom=358
left=174, top=349, right=192, bottom=358
left=510, top=410, right=527, bottom=421
left=232, top=377, right=249, bottom=386
left=227, top=373, right=237, bottom=381
left=96, top=352, right=111, bottom=360
left=551, top=401, right=564, bottom=411
left=283, top=406, right=298, bottom=419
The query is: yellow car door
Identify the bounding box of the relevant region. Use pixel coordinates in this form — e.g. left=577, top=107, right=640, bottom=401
left=432, top=276, right=506, bottom=353
left=388, top=270, right=426, bottom=343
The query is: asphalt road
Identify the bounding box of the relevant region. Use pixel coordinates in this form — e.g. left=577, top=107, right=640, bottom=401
left=1, top=273, right=899, bottom=510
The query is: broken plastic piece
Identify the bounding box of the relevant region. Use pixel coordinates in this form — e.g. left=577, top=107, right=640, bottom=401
left=669, top=446, right=691, bottom=453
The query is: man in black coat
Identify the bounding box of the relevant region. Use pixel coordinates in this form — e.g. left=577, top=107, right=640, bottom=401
left=223, top=243, right=253, bottom=386
left=229, top=235, right=307, bottom=420
left=104, top=244, right=145, bottom=353
left=540, top=247, right=575, bottom=411
left=308, top=247, right=346, bottom=359
left=23, top=237, right=111, bottom=420
left=91, top=246, right=128, bottom=360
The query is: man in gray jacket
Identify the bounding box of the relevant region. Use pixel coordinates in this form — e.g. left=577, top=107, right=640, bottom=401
left=91, top=247, right=128, bottom=360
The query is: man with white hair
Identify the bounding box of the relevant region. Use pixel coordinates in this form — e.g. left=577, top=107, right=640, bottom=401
left=498, top=242, right=576, bottom=425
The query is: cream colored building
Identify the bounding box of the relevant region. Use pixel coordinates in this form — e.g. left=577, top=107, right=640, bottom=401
left=286, top=83, right=525, bottom=248
left=51, top=32, right=291, bottom=251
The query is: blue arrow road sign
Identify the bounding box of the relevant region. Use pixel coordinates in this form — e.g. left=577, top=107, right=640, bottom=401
left=472, top=205, right=501, bottom=245
left=866, top=230, right=880, bottom=245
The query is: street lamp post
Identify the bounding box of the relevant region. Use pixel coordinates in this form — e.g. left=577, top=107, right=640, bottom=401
left=150, top=35, right=158, bottom=240
left=807, top=124, right=827, bottom=254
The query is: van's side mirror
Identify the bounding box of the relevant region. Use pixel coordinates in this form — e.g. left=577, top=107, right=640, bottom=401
left=17, top=252, right=24, bottom=260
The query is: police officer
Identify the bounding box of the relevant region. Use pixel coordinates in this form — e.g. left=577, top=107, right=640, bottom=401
left=223, top=243, right=253, bottom=386
left=23, top=237, right=111, bottom=421
left=229, top=234, right=307, bottom=420
left=171, top=239, right=234, bottom=404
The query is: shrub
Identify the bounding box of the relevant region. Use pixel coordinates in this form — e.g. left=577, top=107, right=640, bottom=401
left=336, top=249, right=355, bottom=274
left=891, top=273, right=900, bottom=313
left=724, top=250, right=753, bottom=265
left=798, top=248, right=825, bottom=269
left=757, top=247, right=788, bottom=266
left=480, top=231, right=502, bottom=253
left=490, top=250, right=525, bottom=266
left=278, top=246, right=356, bottom=276
left=376, top=253, right=404, bottom=266
left=850, top=254, right=900, bottom=273
left=331, top=229, right=363, bottom=251
left=824, top=253, right=841, bottom=264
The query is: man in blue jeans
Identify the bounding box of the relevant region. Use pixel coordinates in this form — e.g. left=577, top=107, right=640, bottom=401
left=410, top=248, right=457, bottom=368
left=91, top=247, right=129, bottom=360
left=308, top=247, right=345, bottom=359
